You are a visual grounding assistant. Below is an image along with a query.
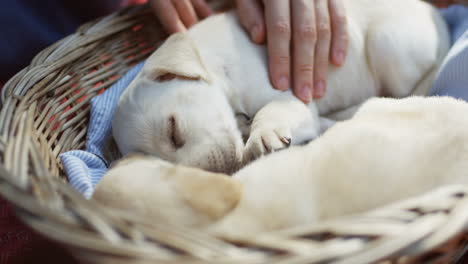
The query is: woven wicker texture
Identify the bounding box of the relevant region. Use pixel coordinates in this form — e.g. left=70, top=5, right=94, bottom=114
left=0, top=1, right=467, bottom=263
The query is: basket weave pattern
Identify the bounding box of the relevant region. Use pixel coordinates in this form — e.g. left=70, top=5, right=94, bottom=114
left=0, top=1, right=467, bottom=263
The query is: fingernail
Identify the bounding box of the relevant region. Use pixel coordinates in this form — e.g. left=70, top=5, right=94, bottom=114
left=276, top=76, right=289, bottom=91
left=299, top=85, right=312, bottom=103
left=314, top=81, right=326, bottom=98
left=280, top=137, right=291, bottom=146
left=251, top=25, right=260, bottom=42
left=334, top=51, right=345, bottom=65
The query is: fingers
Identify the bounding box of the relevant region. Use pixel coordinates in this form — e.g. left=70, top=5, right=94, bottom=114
left=150, top=0, right=186, bottom=33
left=236, top=0, right=266, bottom=43
left=329, top=0, right=348, bottom=66
left=265, top=0, right=292, bottom=92
left=149, top=0, right=213, bottom=34
left=292, top=0, right=316, bottom=103
left=313, top=0, right=331, bottom=98
left=172, top=0, right=199, bottom=28
left=150, top=0, right=348, bottom=101
left=192, top=0, right=214, bottom=19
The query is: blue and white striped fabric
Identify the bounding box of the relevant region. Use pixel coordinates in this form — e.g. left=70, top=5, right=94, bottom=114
left=61, top=5, right=468, bottom=199
left=60, top=62, right=144, bottom=198
left=429, top=5, right=468, bottom=99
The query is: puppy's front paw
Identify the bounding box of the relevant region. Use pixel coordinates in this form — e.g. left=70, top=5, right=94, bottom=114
left=243, top=126, right=292, bottom=164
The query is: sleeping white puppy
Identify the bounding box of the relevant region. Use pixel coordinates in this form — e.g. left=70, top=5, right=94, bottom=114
left=112, top=0, right=450, bottom=173
left=96, top=96, right=468, bottom=237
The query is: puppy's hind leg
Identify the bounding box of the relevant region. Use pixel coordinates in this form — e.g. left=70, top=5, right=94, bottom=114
left=366, top=15, right=447, bottom=98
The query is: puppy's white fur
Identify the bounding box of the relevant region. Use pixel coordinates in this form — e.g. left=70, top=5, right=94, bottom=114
left=112, top=0, right=450, bottom=173
left=96, top=96, right=468, bottom=237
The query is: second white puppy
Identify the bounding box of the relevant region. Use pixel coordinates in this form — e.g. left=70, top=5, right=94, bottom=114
left=112, top=0, right=450, bottom=173
left=97, top=96, right=468, bottom=237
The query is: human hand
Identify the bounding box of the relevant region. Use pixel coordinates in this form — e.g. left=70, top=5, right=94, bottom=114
left=236, top=0, right=349, bottom=103
left=149, top=0, right=214, bottom=34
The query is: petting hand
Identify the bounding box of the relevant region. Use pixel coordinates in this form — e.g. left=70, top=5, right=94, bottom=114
left=236, top=0, right=349, bottom=103
left=149, top=0, right=213, bottom=33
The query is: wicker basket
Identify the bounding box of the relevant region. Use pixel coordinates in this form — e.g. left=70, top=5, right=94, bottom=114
left=1, top=1, right=467, bottom=263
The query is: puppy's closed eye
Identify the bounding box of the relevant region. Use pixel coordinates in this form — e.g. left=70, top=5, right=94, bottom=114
left=153, top=73, right=200, bottom=82
left=169, top=115, right=185, bottom=150
left=156, top=73, right=176, bottom=82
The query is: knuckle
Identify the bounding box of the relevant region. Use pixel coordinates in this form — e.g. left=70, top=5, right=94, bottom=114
left=297, top=25, right=317, bottom=42
left=334, top=30, right=349, bottom=47
left=273, top=21, right=291, bottom=36
left=317, top=23, right=331, bottom=38
left=334, top=15, right=347, bottom=26
left=340, top=32, right=350, bottom=43
left=271, top=54, right=290, bottom=66
left=297, top=64, right=314, bottom=74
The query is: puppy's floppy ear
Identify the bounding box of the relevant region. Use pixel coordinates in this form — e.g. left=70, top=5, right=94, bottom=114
left=171, top=167, right=242, bottom=221
left=144, top=33, right=212, bottom=83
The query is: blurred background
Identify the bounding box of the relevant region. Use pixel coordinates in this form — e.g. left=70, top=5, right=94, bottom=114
left=0, top=0, right=147, bottom=86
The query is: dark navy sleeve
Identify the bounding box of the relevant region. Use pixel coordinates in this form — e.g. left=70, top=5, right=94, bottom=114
left=0, top=0, right=121, bottom=81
